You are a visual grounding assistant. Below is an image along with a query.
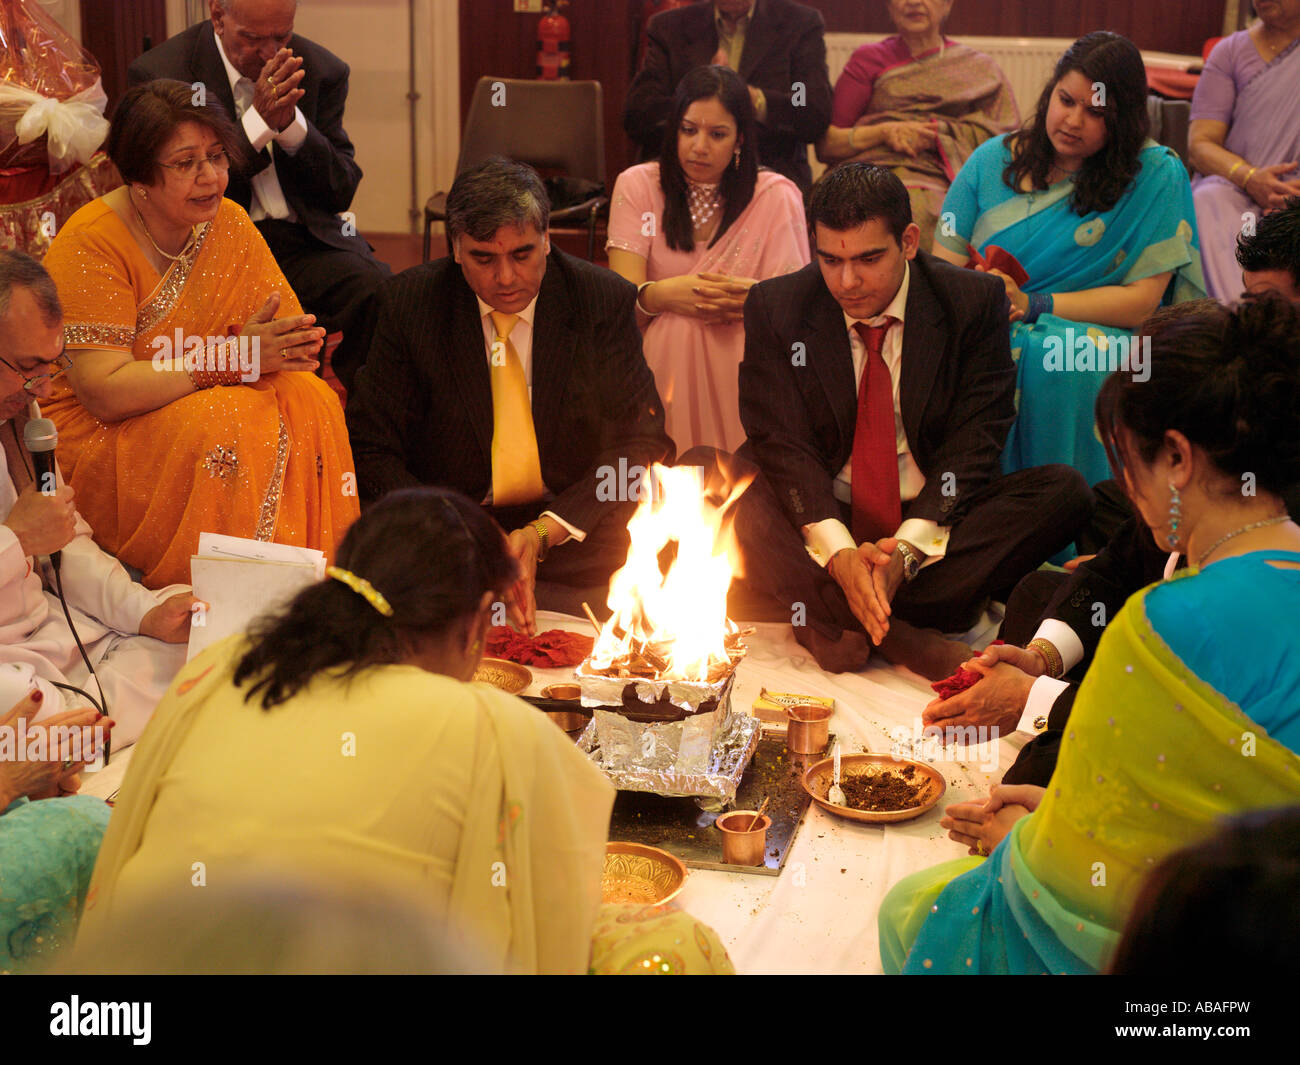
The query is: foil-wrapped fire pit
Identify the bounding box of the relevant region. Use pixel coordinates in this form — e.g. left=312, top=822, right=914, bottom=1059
left=574, top=463, right=760, bottom=801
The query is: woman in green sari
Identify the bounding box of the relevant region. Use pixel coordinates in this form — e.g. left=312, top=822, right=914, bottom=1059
left=879, top=295, right=1300, bottom=974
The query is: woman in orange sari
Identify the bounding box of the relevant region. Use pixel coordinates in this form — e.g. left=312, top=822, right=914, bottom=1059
left=41, top=81, right=358, bottom=588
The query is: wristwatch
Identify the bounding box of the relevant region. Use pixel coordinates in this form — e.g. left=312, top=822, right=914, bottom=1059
left=895, top=541, right=922, bottom=582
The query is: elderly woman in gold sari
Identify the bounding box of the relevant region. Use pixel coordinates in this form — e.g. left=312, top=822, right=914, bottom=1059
left=816, top=0, right=1018, bottom=247
left=41, top=81, right=358, bottom=589
left=76, top=488, right=733, bottom=975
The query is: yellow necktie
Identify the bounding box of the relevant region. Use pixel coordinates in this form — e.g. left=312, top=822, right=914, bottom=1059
left=488, top=311, right=545, bottom=506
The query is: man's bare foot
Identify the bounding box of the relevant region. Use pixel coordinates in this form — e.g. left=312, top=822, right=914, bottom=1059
left=878, top=620, right=972, bottom=681
left=793, top=624, right=871, bottom=673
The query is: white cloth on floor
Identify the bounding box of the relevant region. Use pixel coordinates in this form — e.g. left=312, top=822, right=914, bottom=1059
left=523, top=610, right=1027, bottom=974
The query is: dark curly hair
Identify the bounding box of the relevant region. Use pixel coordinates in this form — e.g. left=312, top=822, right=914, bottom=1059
left=1003, top=32, right=1150, bottom=216
left=233, top=488, right=519, bottom=710
left=1237, top=196, right=1300, bottom=287
left=1096, top=295, right=1300, bottom=500
left=659, top=65, right=759, bottom=253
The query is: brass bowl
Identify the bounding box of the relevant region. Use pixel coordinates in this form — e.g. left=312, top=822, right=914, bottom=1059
left=802, top=753, right=946, bottom=824
left=472, top=658, right=532, bottom=695
left=602, top=842, right=687, bottom=906
left=540, top=683, right=581, bottom=701
left=545, top=710, right=589, bottom=735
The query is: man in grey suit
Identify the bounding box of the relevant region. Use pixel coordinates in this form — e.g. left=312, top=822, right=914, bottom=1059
left=713, top=164, right=1091, bottom=676
left=346, top=159, right=674, bottom=634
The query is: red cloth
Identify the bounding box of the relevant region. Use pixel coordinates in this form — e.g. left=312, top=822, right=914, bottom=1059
left=849, top=320, right=901, bottom=545
left=964, top=244, right=1028, bottom=287
left=931, top=640, right=1004, bottom=700
left=486, top=627, right=593, bottom=668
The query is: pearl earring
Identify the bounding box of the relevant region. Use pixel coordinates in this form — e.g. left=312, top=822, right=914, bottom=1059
left=1166, top=483, right=1182, bottom=550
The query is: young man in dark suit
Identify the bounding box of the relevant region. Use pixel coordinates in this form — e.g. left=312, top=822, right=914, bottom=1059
left=129, top=0, right=390, bottom=391
left=345, top=158, right=674, bottom=635
left=625, top=0, right=832, bottom=194
left=719, top=164, right=1091, bottom=677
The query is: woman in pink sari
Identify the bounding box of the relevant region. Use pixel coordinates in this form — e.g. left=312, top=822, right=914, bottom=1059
left=815, top=0, right=1018, bottom=249
left=607, top=65, right=808, bottom=453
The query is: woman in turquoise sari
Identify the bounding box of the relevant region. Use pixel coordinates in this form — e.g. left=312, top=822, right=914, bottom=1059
left=879, top=296, right=1300, bottom=974
left=934, top=32, right=1205, bottom=487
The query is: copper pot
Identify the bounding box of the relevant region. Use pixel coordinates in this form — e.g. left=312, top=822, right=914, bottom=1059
left=785, top=703, right=832, bottom=753
left=716, top=811, right=771, bottom=866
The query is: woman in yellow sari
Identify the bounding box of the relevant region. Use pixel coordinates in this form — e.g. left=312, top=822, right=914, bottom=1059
left=41, top=81, right=358, bottom=589
left=879, top=296, right=1300, bottom=973
left=75, top=487, right=733, bottom=975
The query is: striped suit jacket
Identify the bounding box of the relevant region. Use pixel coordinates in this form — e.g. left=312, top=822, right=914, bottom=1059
left=737, top=250, right=1015, bottom=531
left=345, top=249, right=673, bottom=533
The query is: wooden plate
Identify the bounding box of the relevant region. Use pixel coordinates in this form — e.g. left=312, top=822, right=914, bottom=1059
left=472, top=658, right=532, bottom=694
left=801, top=753, right=946, bottom=824
left=602, top=842, right=687, bottom=906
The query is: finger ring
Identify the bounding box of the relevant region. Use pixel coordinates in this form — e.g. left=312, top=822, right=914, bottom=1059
left=61, top=757, right=75, bottom=769
left=976, top=841, right=988, bottom=856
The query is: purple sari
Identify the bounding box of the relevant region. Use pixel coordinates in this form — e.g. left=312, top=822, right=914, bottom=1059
left=1191, top=31, right=1300, bottom=300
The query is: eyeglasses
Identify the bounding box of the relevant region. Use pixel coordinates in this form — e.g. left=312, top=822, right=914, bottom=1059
left=0, top=352, right=72, bottom=392
left=158, top=148, right=231, bottom=178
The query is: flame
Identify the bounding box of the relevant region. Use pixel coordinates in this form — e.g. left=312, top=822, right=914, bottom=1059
left=590, top=462, right=752, bottom=682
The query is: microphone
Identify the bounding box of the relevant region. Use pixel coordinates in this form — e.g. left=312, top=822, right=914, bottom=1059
left=22, top=416, right=61, bottom=574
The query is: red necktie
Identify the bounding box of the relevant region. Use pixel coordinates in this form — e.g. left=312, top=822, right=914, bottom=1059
left=850, top=319, right=902, bottom=545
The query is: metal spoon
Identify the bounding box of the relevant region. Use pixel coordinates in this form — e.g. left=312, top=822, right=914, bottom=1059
left=828, top=740, right=846, bottom=806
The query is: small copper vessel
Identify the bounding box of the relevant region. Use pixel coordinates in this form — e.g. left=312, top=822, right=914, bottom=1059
left=545, top=710, right=588, bottom=735
left=716, top=811, right=771, bottom=866
left=540, top=683, right=581, bottom=701
left=785, top=703, right=832, bottom=753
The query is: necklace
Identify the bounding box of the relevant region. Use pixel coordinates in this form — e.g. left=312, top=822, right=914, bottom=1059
left=1193, top=514, right=1292, bottom=570
left=687, top=180, right=722, bottom=231
left=130, top=197, right=198, bottom=264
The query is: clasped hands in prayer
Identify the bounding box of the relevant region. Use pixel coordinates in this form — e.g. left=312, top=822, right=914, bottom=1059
left=3, top=484, right=200, bottom=644
left=251, top=48, right=307, bottom=133
left=828, top=537, right=915, bottom=645
left=642, top=273, right=757, bottom=323
left=240, top=292, right=325, bottom=375
left=941, top=782, right=1046, bottom=857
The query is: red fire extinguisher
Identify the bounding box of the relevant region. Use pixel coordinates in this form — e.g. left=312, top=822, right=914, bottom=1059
left=537, top=1, right=571, bottom=81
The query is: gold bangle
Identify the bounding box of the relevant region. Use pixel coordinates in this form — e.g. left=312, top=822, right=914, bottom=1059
left=1227, top=160, right=1244, bottom=182
left=1243, top=166, right=1258, bottom=190
left=1027, top=638, right=1064, bottom=680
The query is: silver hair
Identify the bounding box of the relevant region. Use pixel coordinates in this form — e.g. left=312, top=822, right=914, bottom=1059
left=444, top=157, right=550, bottom=244
left=0, top=251, right=62, bottom=325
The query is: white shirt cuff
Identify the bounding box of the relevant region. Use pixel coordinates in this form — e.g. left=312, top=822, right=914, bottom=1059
left=541, top=510, right=585, bottom=544
left=243, top=105, right=275, bottom=153
left=803, top=518, right=856, bottom=567
left=1032, top=618, right=1085, bottom=674
left=245, top=106, right=307, bottom=154
left=895, top=518, right=950, bottom=567
left=1018, top=675, right=1070, bottom=734
left=275, top=109, right=308, bottom=154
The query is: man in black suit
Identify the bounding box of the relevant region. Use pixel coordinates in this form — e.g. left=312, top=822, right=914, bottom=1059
left=625, top=0, right=832, bottom=194
left=346, top=158, right=674, bottom=634
left=716, top=164, right=1090, bottom=677
left=129, top=0, right=390, bottom=391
